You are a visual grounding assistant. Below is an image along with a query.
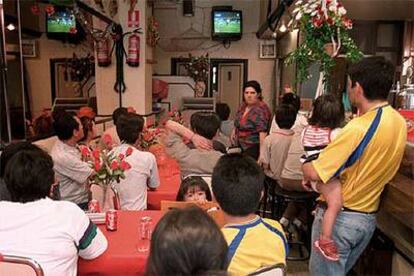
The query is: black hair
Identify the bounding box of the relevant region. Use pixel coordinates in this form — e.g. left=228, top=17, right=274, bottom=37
left=4, top=146, right=55, bottom=203
left=215, top=103, right=231, bottom=121
left=190, top=112, right=221, bottom=140
left=212, top=154, right=264, bottom=216
left=308, top=94, right=345, bottom=129
left=348, top=58, right=395, bottom=101
left=79, top=116, right=95, bottom=143
left=52, top=112, right=80, bottom=141
left=112, top=107, right=129, bottom=124
left=145, top=206, right=228, bottom=276
left=176, top=176, right=212, bottom=201
left=116, top=113, right=144, bottom=144
left=51, top=106, right=66, bottom=122
left=281, top=93, right=301, bottom=113
left=275, top=104, right=297, bottom=129
left=243, top=80, right=263, bottom=101
left=0, top=142, right=41, bottom=178
left=33, top=114, right=54, bottom=138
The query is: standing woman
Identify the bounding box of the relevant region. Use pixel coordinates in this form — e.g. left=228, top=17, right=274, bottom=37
left=232, top=80, right=271, bottom=160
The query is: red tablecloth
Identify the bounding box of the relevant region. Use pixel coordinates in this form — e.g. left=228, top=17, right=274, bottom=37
left=78, top=211, right=163, bottom=276
left=147, top=158, right=181, bottom=210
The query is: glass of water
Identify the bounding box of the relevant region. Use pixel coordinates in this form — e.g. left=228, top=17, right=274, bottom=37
left=137, top=216, right=152, bottom=253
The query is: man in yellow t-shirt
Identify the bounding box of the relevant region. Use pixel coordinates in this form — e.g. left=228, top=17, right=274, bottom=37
left=212, top=154, right=288, bottom=275
left=303, top=58, right=407, bottom=275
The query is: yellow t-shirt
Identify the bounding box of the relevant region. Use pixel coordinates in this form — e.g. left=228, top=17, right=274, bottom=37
left=222, top=216, right=287, bottom=275
left=313, top=105, right=407, bottom=212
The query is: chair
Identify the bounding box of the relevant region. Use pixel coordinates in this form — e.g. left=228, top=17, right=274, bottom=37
left=0, top=254, right=44, bottom=276
left=248, top=263, right=286, bottom=276
left=266, top=178, right=318, bottom=261
left=160, top=200, right=226, bottom=227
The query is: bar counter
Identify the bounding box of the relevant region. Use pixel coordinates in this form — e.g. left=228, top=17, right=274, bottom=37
left=377, top=143, right=414, bottom=263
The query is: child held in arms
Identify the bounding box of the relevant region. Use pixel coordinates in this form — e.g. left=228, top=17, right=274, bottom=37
left=301, top=94, right=345, bottom=261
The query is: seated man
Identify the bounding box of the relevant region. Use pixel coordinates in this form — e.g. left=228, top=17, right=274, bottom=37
left=51, top=112, right=93, bottom=209
left=260, top=104, right=297, bottom=180
left=164, top=112, right=223, bottom=177
left=111, top=113, right=160, bottom=210
left=0, top=145, right=107, bottom=275
left=212, top=154, right=288, bottom=275
left=99, top=107, right=129, bottom=150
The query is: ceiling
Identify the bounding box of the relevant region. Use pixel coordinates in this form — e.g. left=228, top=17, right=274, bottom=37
left=342, top=0, right=414, bottom=20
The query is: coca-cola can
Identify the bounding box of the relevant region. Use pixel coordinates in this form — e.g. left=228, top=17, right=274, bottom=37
left=88, top=199, right=100, bottom=213
left=106, top=209, right=118, bottom=231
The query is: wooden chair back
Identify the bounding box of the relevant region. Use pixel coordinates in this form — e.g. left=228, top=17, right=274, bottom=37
left=160, top=200, right=226, bottom=227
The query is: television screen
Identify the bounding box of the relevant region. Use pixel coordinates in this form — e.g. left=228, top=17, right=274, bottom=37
left=212, top=10, right=242, bottom=41
left=47, top=10, right=76, bottom=33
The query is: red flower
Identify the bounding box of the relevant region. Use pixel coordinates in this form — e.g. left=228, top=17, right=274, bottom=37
left=155, top=128, right=161, bottom=135
left=126, top=147, right=133, bottom=156
left=118, top=153, right=125, bottom=160
left=168, top=111, right=174, bottom=117
left=110, top=160, right=119, bottom=170
left=92, top=148, right=100, bottom=160
left=80, top=146, right=90, bottom=157
left=312, top=17, right=323, bottom=28
left=69, top=27, right=78, bottom=34
left=94, top=161, right=102, bottom=171
left=31, top=4, right=40, bottom=15
left=143, top=132, right=152, bottom=141
left=343, top=17, right=353, bottom=29
left=326, top=17, right=334, bottom=26
left=120, top=160, right=131, bottom=170
left=102, top=134, right=113, bottom=146
left=45, top=5, right=55, bottom=15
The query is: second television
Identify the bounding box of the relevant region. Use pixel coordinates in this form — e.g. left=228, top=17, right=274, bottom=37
left=211, top=9, right=242, bottom=41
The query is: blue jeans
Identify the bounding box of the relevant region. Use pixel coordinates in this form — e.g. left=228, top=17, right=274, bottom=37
left=309, top=207, right=376, bottom=276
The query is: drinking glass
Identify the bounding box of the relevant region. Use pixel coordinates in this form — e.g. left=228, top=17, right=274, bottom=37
left=137, top=216, right=152, bottom=253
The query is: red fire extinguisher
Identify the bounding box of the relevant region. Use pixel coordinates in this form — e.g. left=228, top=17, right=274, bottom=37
left=96, top=38, right=111, bottom=67
left=127, top=34, right=140, bottom=67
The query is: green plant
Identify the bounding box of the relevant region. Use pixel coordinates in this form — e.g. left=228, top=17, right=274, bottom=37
left=286, top=0, right=362, bottom=86
left=184, top=54, right=210, bottom=82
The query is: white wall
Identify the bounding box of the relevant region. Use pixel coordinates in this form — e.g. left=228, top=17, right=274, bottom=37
left=153, top=0, right=276, bottom=107
left=24, top=35, right=92, bottom=117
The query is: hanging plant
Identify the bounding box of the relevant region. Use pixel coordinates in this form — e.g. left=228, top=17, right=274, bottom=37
left=147, top=16, right=160, bottom=48
left=184, top=53, right=210, bottom=83
left=286, top=0, right=362, bottom=86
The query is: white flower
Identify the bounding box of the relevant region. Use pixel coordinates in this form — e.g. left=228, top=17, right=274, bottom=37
left=329, top=5, right=337, bottom=12
left=311, top=10, right=318, bottom=16
left=295, top=12, right=303, bottom=20
left=296, top=0, right=303, bottom=5
left=338, top=7, right=347, bottom=15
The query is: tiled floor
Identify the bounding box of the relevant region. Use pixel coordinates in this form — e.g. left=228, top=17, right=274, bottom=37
left=287, top=259, right=309, bottom=275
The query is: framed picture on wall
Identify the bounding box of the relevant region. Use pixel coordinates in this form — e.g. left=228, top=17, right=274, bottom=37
left=22, top=40, right=36, bottom=58
left=259, top=40, right=276, bottom=59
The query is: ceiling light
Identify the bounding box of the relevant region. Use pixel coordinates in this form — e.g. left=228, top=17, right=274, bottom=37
left=279, top=23, right=287, bottom=33
left=6, top=23, right=15, bottom=31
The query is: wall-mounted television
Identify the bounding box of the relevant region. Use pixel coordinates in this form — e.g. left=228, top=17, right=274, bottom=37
left=211, top=10, right=242, bottom=41
left=46, top=7, right=85, bottom=43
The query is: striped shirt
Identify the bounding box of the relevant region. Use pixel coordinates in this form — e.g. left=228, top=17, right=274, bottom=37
left=301, top=126, right=341, bottom=163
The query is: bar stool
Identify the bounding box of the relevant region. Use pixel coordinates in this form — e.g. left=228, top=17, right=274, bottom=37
left=267, top=177, right=318, bottom=261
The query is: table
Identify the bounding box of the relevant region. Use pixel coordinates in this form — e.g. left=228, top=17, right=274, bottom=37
left=147, top=157, right=181, bottom=210
left=78, top=211, right=163, bottom=276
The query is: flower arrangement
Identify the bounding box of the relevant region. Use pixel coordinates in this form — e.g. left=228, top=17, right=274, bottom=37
left=80, top=146, right=132, bottom=186
left=140, top=127, right=162, bottom=151
left=286, top=0, right=362, bottom=85
left=184, top=54, right=210, bottom=82
left=159, top=107, right=185, bottom=126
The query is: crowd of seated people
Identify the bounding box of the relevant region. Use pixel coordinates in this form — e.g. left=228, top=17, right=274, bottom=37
left=0, top=58, right=407, bottom=276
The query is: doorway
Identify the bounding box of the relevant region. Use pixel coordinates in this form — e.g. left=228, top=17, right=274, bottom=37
left=210, top=59, right=247, bottom=120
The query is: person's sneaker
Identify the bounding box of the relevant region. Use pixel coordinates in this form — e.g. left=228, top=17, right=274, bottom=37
left=314, top=238, right=339, bottom=261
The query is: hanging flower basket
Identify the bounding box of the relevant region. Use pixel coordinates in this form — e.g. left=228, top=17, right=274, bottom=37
left=286, top=0, right=363, bottom=86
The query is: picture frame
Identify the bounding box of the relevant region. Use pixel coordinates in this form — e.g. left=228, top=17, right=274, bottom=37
left=259, top=40, right=277, bottom=59
left=22, top=40, right=36, bottom=58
